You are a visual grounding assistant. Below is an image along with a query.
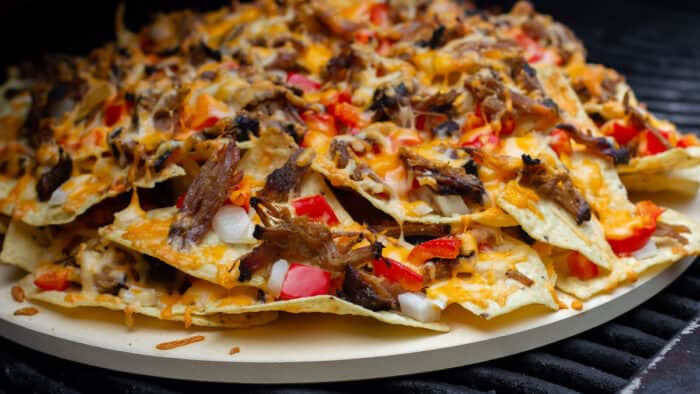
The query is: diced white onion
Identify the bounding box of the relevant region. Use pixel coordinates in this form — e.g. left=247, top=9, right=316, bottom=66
left=632, top=240, right=658, bottom=260
left=433, top=194, right=470, bottom=215
left=212, top=205, right=252, bottom=243
left=267, top=259, right=290, bottom=298
left=398, top=292, right=442, bottom=322
left=411, top=201, right=434, bottom=216
left=48, top=188, right=67, bottom=206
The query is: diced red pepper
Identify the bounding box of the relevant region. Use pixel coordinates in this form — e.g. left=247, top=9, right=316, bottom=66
left=372, top=257, right=424, bottom=291
left=514, top=33, right=545, bottom=64
left=176, top=194, right=185, bottom=209
left=291, top=194, right=340, bottom=226
left=607, top=201, right=664, bottom=255
left=354, top=29, right=376, bottom=44
left=34, top=269, right=71, bottom=291
left=287, top=72, right=321, bottom=93
left=638, top=130, right=671, bottom=156
left=416, top=113, right=448, bottom=132
left=678, top=134, right=699, bottom=148
left=549, top=128, right=573, bottom=156
left=197, top=116, right=220, bottom=130
left=460, top=131, right=500, bottom=149
left=369, top=3, right=390, bottom=27
left=331, top=102, right=363, bottom=128
left=500, top=115, right=516, bottom=135
left=407, top=236, right=461, bottom=265
left=302, top=111, right=337, bottom=136
left=320, top=90, right=352, bottom=107
left=280, top=263, right=331, bottom=300
left=104, top=103, right=125, bottom=127
left=605, top=121, right=639, bottom=146
left=567, top=252, right=599, bottom=281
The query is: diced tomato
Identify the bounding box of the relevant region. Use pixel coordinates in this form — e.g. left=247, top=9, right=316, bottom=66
left=678, top=134, right=699, bottom=148
left=369, top=3, right=390, bottom=27
left=605, top=121, right=639, bottom=146
left=302, top=111, right=337, bottom=136
left=372, top=258, right=424, bottom=292
left=332, top=102, right=364, bottom=128
left=514, top=33, right=545, bottom=64
left=567, top=252, right=599, bottom=281
left=280, top=263, right=331, bottom=300
left=34, top=269, right=71, bottom=291
left=287, top=72, right=321, bottom=93
left=104, top=103, right=125, bottom=127
left=638, top=130, right=672, bottom=156
left=407, top=236, right=461, bottom=265
left=549, top=128, right=573, bottom=156
left=607, top=201, right=664, bottom=255
left=291, top=194, right=340, bottom=226
left=460, top=131, right=500, bottom=149
left=176, top=194, right=186, bottom=209
left=500, top=115, right=516, bottom=135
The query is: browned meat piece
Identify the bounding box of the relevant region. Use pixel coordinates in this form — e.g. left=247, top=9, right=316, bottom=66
left=423, top=258, right=460, bottom=282
left=465, top=76, right=506, bottom=121
left=411, top=90, right=458, bottom=114
left=505, top=269, right=534, bottom=287
left=369, top=222, right=451, bottom=238
left=168, top=141, right=242, bottom=249
left=152, top=88, right=188, bottom=132
left=239, top=199, right=381, bottom=281
left=329, top=139, right=351, bottom=169
left=339, top=264, right=396, bottom=311
left=555, top=123, right=630, bottom=165
left=624, top=99, right=673, bottom=152
left=519, top=154, right=591, bottom=224
left=369, top=83, right=410, bottom=122
left=36, top=147, right=72, bottom=201
left=400, top=148, right=485, bottom=203
left=654, top=222, right=690, bottom=245
left=259, top=149, right=309, bottom=202
left=323, top=46, right=362, bottom=82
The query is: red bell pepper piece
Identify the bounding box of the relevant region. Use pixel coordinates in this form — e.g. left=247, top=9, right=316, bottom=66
left=606, top=121, right=639, bottom=146
left=607, top=201, right=664, bottom=255
left=287, top=72, right=321, bottom=93
left=407, top=236, right=461, bottom=265
left=280, top=263, right=331, bottom=300
left=369, top=3, right=390, bottom=27
left=567, top=252, right=599, bottom=281
left=291, top=194, right=340, bottom=226
left=638, top=130, right=670, bottom=156
left=461, top=132, right=500, bottom=149
left=34, top=269, right=71, bottom=291
left=549, top=128, right=573, bottom=156
left=104, top=103, right=125, bottom=127
left=331, top=102, right=363, bottom=128
left=301, top=111, right=337, bottom=136
left=176, top=194, right=186, bottom=209
left=500, top=115, right=516, bottom=135
left=678, top=134, right=699, bottom=148
left=372, top=257, right=424, bottom=291
left=514, top=33, right=545, bottom=64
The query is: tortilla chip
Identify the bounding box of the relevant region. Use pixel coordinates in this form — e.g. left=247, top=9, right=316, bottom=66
left=16, top=163, right=185, bottom=226
left=426, top=233, right=558, bottom=319
left=617, top=147, right=700, bottom=175
left=496, top=136, right=617, bottom=270
left=621, top=165, right=700, bottom=196
left=0, top=220, right=94, bottom=272
left=554, top=208, right=700, bottom=299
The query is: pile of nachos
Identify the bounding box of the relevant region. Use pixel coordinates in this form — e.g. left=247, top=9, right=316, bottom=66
left=1, top=0, right=698, bottom=332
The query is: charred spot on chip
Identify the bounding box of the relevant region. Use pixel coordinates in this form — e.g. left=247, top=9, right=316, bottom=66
left=234, top=114, right=260, bottom=141
left=36, top=147, right=73, bottom=202
left=521, top=154, right=541, bottom=166
left=462, top=159, right=479, bottom=176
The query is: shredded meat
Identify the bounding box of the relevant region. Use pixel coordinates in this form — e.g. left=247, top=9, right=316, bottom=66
left=238, top=199, right=381, bottom=281
left=654, top=222, right=690, bottom=245
left=36, top=147, right=73, bottom=201
left=329, top=139, right=351, bottom=169
left=369, top=83, right=410, bottom=122
left=369, top=222, right=451, bottom=238
left=400, top=148, right=485, bottom=203
left=339, top=264, right=396, bottom=311
left=259, top=149, right=309, bottom=202
left=555, top=123, right=630, bottom=165
left=519, top=154, right=591, bottom=224
left=411, top=90, right=458, bottom=114
left=168, top=141, right=242, bottom=249
left=417, top=25, right=446, bottom=49
left=624, top=98, right=673, bottom=151
left=505, top=269, right=534, bottom=287
left=323, top=46, right=362, bottom=81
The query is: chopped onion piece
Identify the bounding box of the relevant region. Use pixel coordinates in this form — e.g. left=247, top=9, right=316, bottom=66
left=268, top=259, right=289, bottom=298
left=398, top=292, right=442, bottom=322
left=411, top=201, right=434, bottom=216
left=433, top=194, right=470, bottom=215
left=48, top=188, right=67, bottom=206
left=632, top=240, right=658, bottom=260
left=212, top=205, right=253, bottom=244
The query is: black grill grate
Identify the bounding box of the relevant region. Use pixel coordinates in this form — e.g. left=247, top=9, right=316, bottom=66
left=2, top=1, right=700, bottom=393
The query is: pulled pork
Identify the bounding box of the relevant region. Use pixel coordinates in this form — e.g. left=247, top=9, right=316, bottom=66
left=555, top=123, right=630, bottom=164
left=519, top=154, right=591, bottom=224
left=168, top=141, right=242, bottom=249
left=400, top=148, right=485, bottom=203
left=258, top=149, right=310, bottom=202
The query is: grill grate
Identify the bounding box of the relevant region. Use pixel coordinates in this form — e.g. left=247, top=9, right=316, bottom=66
left=2, top=1, right=700, bottom=393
